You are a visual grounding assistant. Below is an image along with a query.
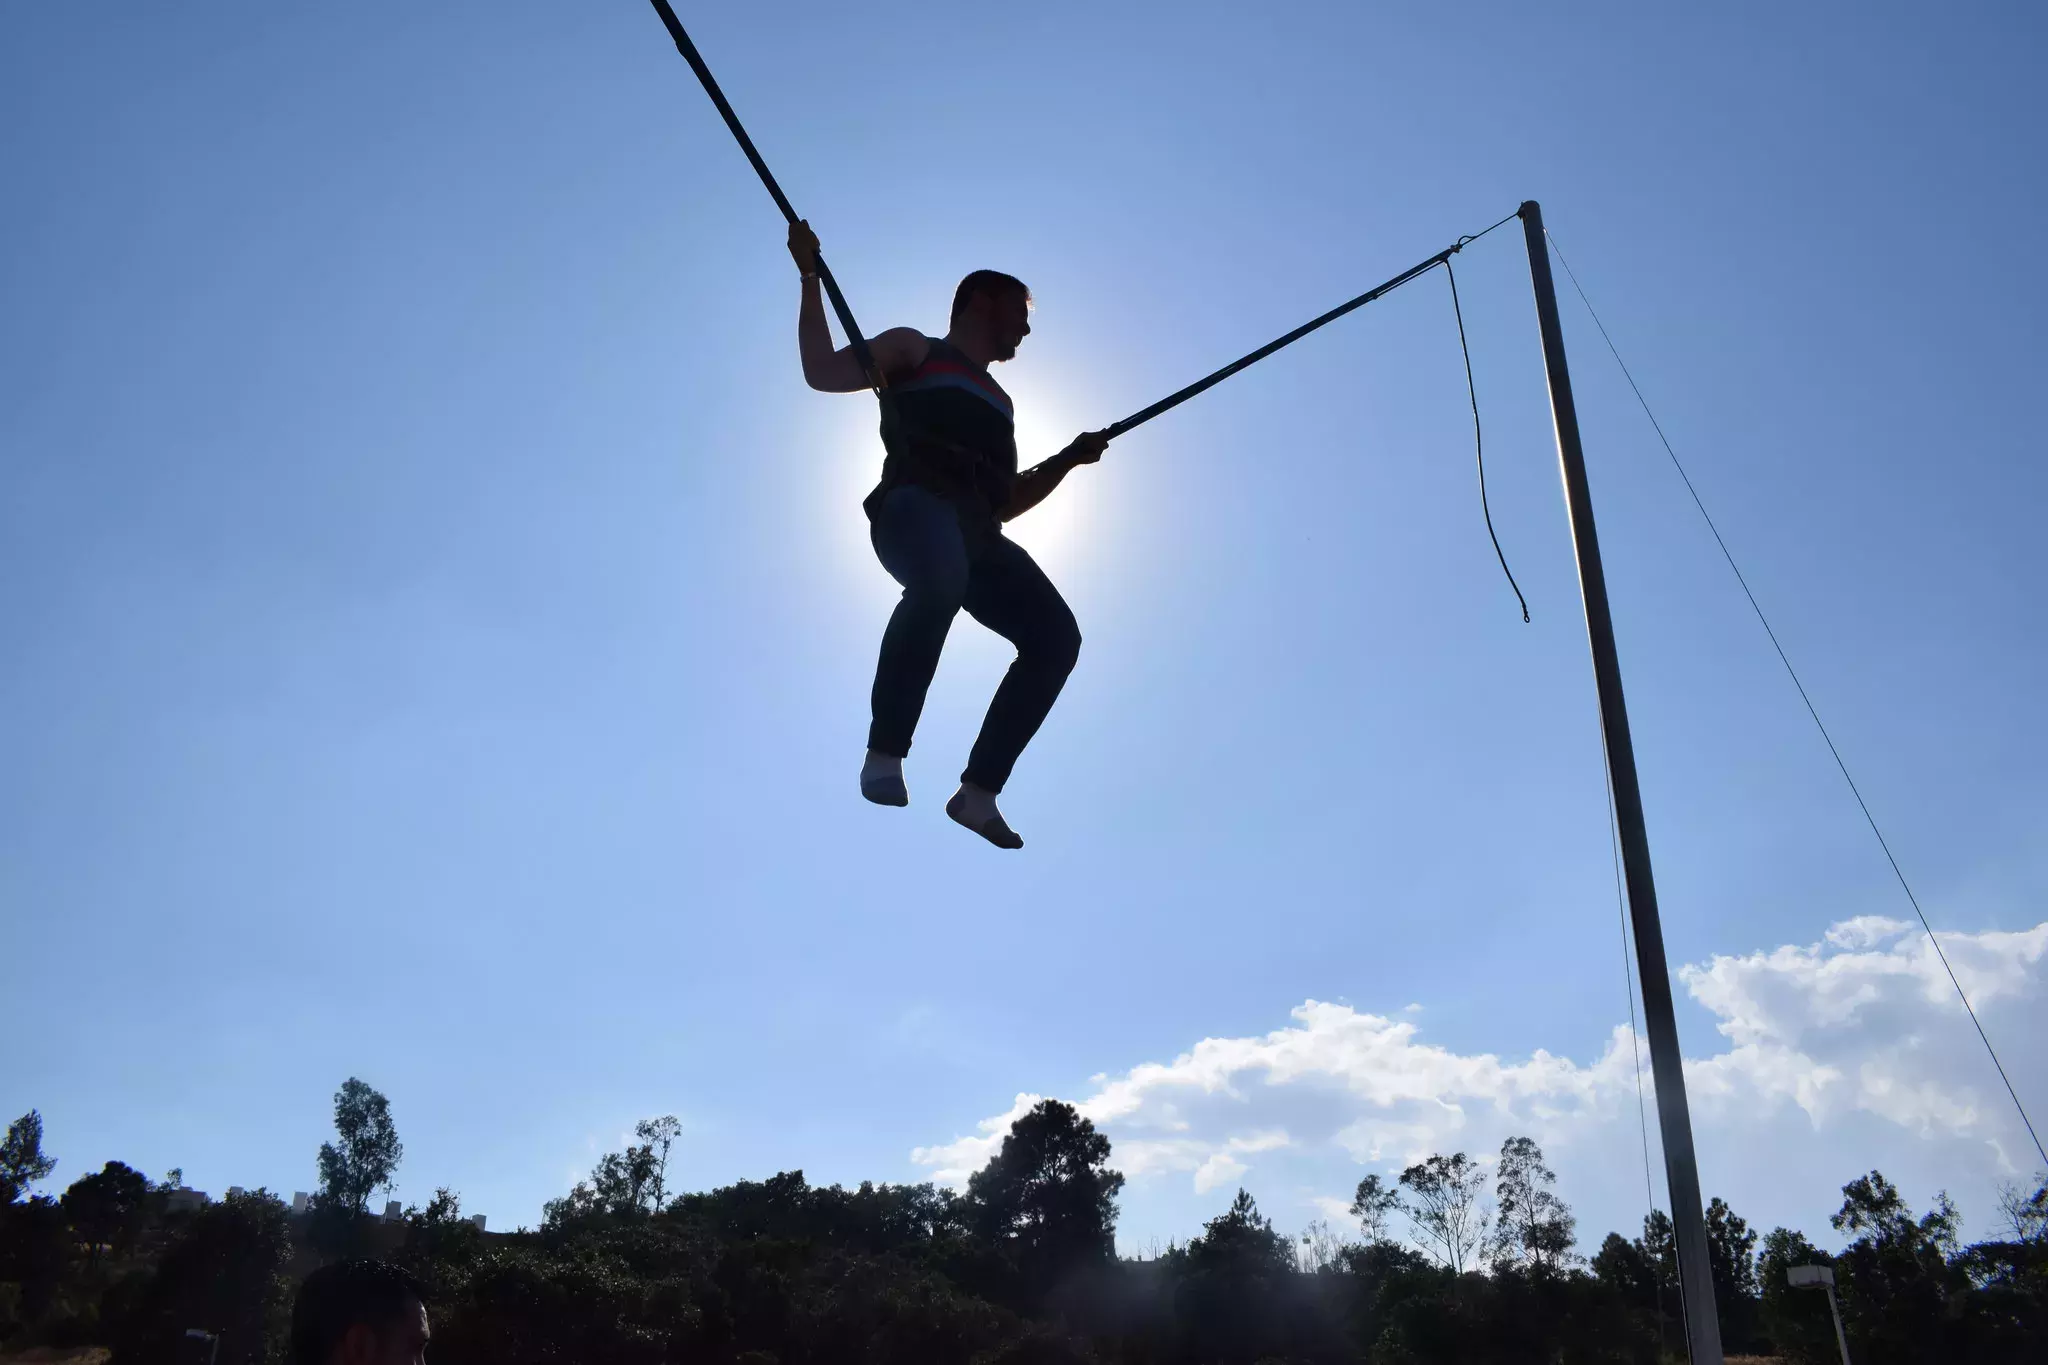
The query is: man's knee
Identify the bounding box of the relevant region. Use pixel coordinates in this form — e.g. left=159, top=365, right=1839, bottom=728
left=1042, top=615, right=1082, bottom=675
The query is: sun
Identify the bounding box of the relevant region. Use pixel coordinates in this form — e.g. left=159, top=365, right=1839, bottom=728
left=809, top=381, right=1109, bottom=585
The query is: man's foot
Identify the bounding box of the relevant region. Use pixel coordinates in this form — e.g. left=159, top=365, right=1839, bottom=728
left=946, top=783, right=1023, bottom=850
left=860, top=750, right=908, bottom=807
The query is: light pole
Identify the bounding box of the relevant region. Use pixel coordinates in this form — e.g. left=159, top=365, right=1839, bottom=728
left=184, top=1328, right=220, bottom=1365
left=1787, top=1265, right=1851, bottom=1365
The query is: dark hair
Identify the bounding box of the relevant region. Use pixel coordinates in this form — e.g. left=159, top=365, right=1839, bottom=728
left=291, top=1260, right=426, bottom=1365
left=950, top=269, right=1031, bottom=325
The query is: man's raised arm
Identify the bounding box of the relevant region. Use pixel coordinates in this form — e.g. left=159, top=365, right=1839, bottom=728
left=790, top=220, right=927, bottom=392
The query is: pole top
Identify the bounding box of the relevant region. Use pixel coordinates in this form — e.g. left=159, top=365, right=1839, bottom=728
left=1519, top=200, right=1542, bottom=220
left=1788, top=1264, right=1837, bottom=1288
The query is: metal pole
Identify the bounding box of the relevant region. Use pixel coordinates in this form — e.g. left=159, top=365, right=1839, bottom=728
left=1107, top=247, right=1453, bottom=437
left=644, top=0, right=882, bottom=388
left=1824, top=1285, right=1853, bottom=1365
left=1517, top=200, right=1724, bottom=1365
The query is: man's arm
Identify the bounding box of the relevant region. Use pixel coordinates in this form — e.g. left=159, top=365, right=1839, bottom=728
left=1002, top=431, right=1111, bottom=521
left=791, top=220, right=927, bottom=391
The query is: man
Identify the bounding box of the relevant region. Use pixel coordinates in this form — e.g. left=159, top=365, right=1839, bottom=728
left=290, top=1260, right=430, bottom=1365
left=790, top=221, right=1108, bottom=849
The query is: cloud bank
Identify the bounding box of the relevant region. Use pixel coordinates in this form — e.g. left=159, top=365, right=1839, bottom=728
left=912, top=918, right=2048, bottom=1195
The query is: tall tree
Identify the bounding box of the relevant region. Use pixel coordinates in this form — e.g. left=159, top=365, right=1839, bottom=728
left=1398, top=1152, right=1489, bottom=1273
left=1704, top=1196, right=1762, bottom=1349
left=0, top=1110, right=57, bottom=1203
left=61, top=1160, right=151, bottom=1267
left=1488, top=1136, right=1576, bottom=1271
left=1757, top=1226, right=1838, bottom=1363
left=635, top=1116, right=683, bottom=1210
left=316, top=1078, right=402, bottom=1215
left=1828, top=1170, right=1964, bottom=1363
left=966, top=1099, right=1125, bottom=1296
left=1349, top=1173, right=1401, bottom=1246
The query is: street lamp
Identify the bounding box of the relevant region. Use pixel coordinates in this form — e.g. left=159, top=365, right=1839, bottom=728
left=1787, top=1264, right=1851, bottom=1365
left=184, top=1328, right=220, bottom=1365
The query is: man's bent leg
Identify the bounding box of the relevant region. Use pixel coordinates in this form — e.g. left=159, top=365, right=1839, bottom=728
left=868, top=488, right=971, bottom=765
left=958, top=534, right=1082, bottom=795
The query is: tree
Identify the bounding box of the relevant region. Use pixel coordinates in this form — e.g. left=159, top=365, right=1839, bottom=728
left=0, top=1110, right=57, bottom=1204
left=1175, top=1189, right=1301, bottom=1362
left=61, top=1161, right=150, bottom=1267
left=1398, top=1152, right=1489, bottom=1273
left=1488, top=1136, right=1576, bottom=1272
left=1827, top=1171, right=1965, bottom=1364
left=966, top=1100, right=1125, bottom=1298
left=636, top=1116, right=683, bottom=1210
left=110, top=1190, right=293, bottom=1365
left=1349, top=1173, right=1401, bottom=1246
left=399, top=1187, right=484, bottom=1272
left=316, top=1078, right=402, bottom=1215
left=1995, top=1174, right=2047, bottom=1245
left=1295, top=1218, right=1350, bottom=1273
left=1704, top=1196, right=1762, bottom=1350
left=1758, top=1226, right=1839, bottom=1364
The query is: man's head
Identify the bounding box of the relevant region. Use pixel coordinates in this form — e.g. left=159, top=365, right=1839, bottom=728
left=291, top=1260, right=430, bottom=1365
left=949, top=269, right=1032, bottom=363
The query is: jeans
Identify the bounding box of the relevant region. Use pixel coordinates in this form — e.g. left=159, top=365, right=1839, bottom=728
left=867, top=486, right=1081, bottom=794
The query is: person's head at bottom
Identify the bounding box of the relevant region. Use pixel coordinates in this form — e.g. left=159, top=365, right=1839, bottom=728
left=291, top=1260, right=430, bottom=1365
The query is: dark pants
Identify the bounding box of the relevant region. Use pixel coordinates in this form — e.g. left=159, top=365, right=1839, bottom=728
left=867, top=486, right=1081, bottom=794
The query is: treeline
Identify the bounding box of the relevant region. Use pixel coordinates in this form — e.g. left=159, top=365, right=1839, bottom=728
left=2, top=1087, right=2045, bottom=1363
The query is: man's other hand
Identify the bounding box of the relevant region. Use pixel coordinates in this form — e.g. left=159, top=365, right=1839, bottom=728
left=1061, top=430, right=1111, bottom=465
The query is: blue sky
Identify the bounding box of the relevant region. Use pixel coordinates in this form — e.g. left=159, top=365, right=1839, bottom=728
left=5, top=1, right=2044, bottom=1254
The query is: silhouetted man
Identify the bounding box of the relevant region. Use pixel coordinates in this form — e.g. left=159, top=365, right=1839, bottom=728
left=790, top=221, right=1108, bottom=849
left=291, top=1260, right=430, bottom=1365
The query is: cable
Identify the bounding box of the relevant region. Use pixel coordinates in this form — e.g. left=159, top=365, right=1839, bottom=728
left=1602, top=745, right=1659, bottom=1218
left=1456, top=208, right=1523, bottom=251
left=1544, top=227, right=2048, bottom=1170
left=1443, top=258, right=1529, bottom=623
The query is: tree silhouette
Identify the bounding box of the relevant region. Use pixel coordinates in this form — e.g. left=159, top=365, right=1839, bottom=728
left=61, top=1160, right=150, bottom=1267
left=1398, top=1152, right=1489, bottom=1272
left=967, top=1099, right=1124, bottom=1299
left=0, top=1110, right=57, bottom=1203
left=1487, top=1136, right=1575, bottom=1271
left=1349, top=1172, right=1401, bottom=1246
left=635, top=1115, right=683, bottom=1210
left=110, top=1190, right=294, bottom=1365
left=316, top=1078, right=402, bottom=1215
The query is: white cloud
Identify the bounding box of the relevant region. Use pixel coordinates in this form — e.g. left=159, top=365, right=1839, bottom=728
left=1679, top=919, right=2048, bottom=1143
left=910, top=918, right=2048, bottom=1205
left=909, top=1091, right=1042, bottom=1185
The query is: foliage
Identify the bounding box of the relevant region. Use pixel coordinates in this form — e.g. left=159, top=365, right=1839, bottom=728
left=1397, top=1153, right=1489, bottom=1273
left=109, top=1189, right=294, bottom=1365
left=636, top=1116, right=683, bottom=1210
left=1, top=1110, right=59, bottom=1204
left=1487, top=1137, right=1574, bottom=1273
left=4, top=1099, right=2045, bottom=1365
left=965, top=1099, right=1124, bottom=1304
left=316, top=1077, right=403, bottom=1215
left=1349, top=1174, right=1401, bottom=1247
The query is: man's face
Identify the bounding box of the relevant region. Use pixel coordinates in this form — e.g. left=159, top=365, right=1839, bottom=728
left=341, top=1299, right=430, bottom=1365
left=985, top=288, right=1031, bottom=361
